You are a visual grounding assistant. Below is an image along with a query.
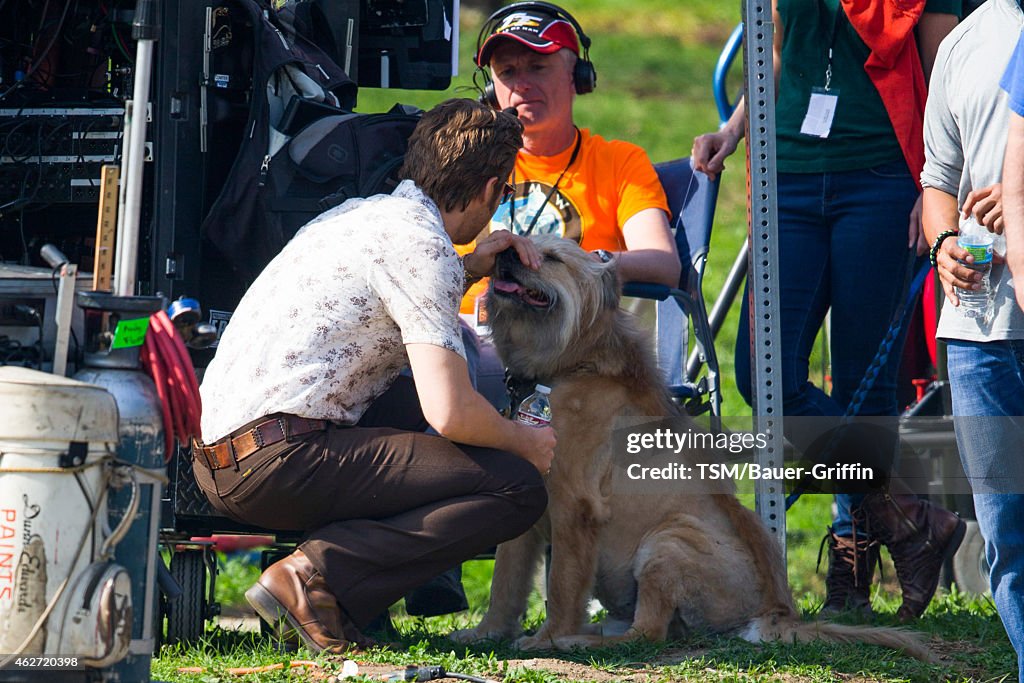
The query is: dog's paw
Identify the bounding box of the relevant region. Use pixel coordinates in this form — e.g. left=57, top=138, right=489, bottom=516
left=514, top=632, right=558, bottom=651
left=448, top=625, right=516, bottom=644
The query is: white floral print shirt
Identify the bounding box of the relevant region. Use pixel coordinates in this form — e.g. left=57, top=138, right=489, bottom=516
left=199, top=180, right=466, bottom=442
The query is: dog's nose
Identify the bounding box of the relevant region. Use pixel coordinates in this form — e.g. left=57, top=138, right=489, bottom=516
left=495, top=246, right=518, bottom=270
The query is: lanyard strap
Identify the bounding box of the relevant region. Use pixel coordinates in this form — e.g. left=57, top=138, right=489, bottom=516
left=513, top=127, right=583, bottom=237
left=824, top=1, right=844, bottom=91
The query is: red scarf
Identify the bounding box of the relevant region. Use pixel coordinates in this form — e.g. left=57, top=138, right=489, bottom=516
left=840, top=0, right=927, bottom=190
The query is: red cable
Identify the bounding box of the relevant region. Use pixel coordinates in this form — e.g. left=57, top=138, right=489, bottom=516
left=140, top=311, right=203, bottom=461
left=140, top=335, right=174, bottom=461
left=152, top=312, right=202, bottom=435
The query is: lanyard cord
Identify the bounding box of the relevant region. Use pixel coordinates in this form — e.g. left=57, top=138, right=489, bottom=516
left=511, top=127, right=583, bottom=237
left=824, top=2, right=844, bottom=91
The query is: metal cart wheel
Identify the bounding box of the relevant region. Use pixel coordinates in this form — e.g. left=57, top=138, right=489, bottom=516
left=952, top=520, right=991, bottom=595
left=166, top=548, right=210, bottom=644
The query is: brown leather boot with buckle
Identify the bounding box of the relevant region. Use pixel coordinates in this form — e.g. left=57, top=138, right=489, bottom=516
left=859, top=493, right=967, bottom=622
left=245, top=549, right=374, bottom=653
left=819, top=527, right=879, bottom=616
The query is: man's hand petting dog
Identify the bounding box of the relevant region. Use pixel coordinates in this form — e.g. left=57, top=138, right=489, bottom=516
left=462, top=231, right=541, bottom=279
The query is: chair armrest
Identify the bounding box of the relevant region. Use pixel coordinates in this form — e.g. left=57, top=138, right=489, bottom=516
left=622, top=281, right=671, bottom=301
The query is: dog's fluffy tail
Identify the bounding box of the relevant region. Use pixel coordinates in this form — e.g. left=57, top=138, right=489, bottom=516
left=739, top=614, right=937, bottom=663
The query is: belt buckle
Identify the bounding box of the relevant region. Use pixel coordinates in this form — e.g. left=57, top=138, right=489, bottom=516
left=279, top=416, right=292, bottom=442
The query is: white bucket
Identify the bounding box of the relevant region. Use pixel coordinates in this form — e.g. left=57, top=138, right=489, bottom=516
left=0, top=367, right=120, bottom=657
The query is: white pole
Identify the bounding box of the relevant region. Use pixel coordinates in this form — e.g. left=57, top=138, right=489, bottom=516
left=114, top=38, right=154, bottom=297
left=114, top=0, right=159, bottom=297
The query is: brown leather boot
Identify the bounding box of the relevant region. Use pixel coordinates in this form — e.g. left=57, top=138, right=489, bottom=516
left=859, top=493, right=967, bottom=622
left=245, top=549, right=371, bottom=653
left=820, top=528, right=879, bottom=615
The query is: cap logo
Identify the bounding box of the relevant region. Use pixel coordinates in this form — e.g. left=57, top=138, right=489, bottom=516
left=495, top=12, right=544, bottom=34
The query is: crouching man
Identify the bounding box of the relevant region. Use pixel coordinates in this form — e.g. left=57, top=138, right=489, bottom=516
left=193, top=98, right=555, bottom=652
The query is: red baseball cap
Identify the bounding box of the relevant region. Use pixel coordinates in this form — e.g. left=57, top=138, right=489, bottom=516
left=476, top=9, right=580, bottom=66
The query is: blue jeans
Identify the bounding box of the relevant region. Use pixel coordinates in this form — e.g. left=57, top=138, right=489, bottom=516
left=947, top=339, right=1024, bottom=680
left=735, top=161, right=918, bottom=536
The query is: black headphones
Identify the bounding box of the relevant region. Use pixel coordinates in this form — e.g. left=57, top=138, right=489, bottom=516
left=475, top=1, right=597, bottom=109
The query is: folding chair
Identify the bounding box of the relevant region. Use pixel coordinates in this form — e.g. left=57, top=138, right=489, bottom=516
left=622, top=157, right=721, bottom=429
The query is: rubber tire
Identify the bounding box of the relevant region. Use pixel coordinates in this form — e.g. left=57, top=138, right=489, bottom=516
left=952, top=520, right=991, bottom=595
left=167, top=550, right=207, bottom=644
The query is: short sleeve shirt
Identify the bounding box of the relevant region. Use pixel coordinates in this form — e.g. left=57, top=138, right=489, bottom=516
left=922, top=0, right=1024, bottom=341
left=199, top=180, right=465, bottom=442
left=459, top=128, right=669, bottom=311
left=1001, top=29, right=1024, bottom=115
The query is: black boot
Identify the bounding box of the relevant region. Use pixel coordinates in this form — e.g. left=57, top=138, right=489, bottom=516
left=404, top=566, right=469, bottom=617
left=859, top=493, right=966, bottom=622
left=819, top=527, right=879, bottom=615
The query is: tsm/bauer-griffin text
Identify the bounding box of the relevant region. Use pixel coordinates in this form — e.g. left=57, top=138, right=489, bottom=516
left=698, top=463, right=874, bottom=481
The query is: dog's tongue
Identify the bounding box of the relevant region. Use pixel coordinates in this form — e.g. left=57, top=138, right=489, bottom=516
left=493, top=279, right=524, bottom=295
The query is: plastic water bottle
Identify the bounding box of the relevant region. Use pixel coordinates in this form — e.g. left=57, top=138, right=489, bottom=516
left=955, top=217, right=995, bottom=323
left=515, top=384, right=552, bottom=427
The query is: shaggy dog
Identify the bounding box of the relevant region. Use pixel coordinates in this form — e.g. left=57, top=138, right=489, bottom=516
left=450, top=235, right=932, bottom=660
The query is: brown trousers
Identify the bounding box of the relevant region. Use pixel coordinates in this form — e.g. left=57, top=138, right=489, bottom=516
left=194, top=377, right=547, bottom=626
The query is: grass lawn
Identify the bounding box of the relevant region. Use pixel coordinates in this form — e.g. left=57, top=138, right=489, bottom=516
left=152, top=1, right=1013, bottom=681
left=153, top=493, right=1015, bottom=682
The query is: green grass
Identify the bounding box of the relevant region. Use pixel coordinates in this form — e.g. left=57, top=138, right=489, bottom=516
left=155, top=493, right=1015, bottom=682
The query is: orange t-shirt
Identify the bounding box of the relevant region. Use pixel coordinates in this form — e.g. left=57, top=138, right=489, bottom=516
left=458, top=128, right=669, bottom=313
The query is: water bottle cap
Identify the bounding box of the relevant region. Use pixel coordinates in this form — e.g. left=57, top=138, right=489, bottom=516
left=535, top=384, right=551, bottom=394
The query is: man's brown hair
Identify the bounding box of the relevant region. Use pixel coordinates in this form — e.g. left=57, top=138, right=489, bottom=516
left=400, top=98, right=523, bottom=212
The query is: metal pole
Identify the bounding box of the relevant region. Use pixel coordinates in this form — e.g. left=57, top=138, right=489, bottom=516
left=115, top=0, right=159, bottom=296
left=743, top=0, right=786, bottom=551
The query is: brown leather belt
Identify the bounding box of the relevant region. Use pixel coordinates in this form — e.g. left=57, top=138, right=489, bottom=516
left=194, top=414, right=328, bottom=471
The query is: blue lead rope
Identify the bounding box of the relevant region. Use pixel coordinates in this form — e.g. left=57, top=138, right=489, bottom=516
left=784, top=251, right=932, bottom=510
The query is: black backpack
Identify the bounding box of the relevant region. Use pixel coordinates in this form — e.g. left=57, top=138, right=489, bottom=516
left=200, top=0, right=361, bottom=283
left=260, top=105, right=421, bottom=246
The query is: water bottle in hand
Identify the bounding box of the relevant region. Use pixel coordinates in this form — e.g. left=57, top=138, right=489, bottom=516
left=955, top=217, right=995, bottom=324
left=515, top=384, right=552, bottom=427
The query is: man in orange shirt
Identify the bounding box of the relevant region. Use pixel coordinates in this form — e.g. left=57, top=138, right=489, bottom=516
left=460, top=2, right=680, bottom=315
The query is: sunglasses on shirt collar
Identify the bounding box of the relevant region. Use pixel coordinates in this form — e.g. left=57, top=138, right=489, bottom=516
left=501, top=182, right=516, bottom=204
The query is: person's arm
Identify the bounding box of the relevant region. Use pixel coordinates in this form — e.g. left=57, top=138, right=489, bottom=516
left=915, top=12, right=959, bottom=84
left=692, top=0, right=782, bottom=180
left=405, top=343, right=556, bottom=474
left=1003, top=111, right=1024, bottom=312
left=691, top=98, right=745, bottom=182
left=922, top=186, right=979, bottom=306
left=613, top=208, right=681, bottom=287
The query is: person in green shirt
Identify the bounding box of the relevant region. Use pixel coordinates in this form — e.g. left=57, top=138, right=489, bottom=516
left=692, top=0, right=963, bottom=621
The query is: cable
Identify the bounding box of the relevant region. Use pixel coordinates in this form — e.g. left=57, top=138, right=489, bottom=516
left=384, top=665, right=499, bottom=683
left=0, top=0, right=74, bottom=102
left=140, top=310, right=202, bottom=461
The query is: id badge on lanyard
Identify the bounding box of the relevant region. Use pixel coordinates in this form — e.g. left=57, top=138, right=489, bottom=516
left=800, top=86, right=838, bottom=138
left=800, top=4, right=841, bottom=138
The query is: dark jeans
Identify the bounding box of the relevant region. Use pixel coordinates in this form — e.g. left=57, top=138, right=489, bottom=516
left=194, top=376, right=547, bottom=626
left=734, top=160, right=919, bottom=536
